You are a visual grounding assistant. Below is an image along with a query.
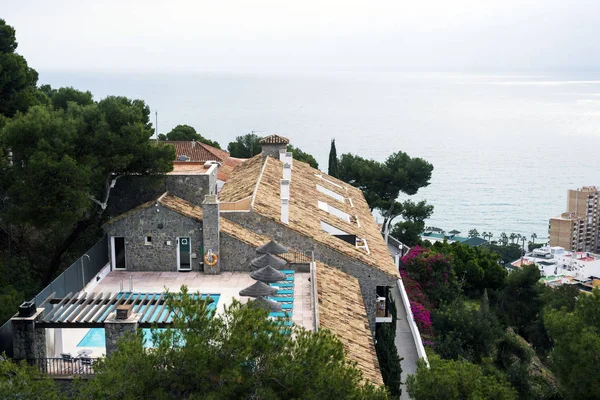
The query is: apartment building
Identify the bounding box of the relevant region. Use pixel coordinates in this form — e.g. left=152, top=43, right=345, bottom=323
left=549, top=186, right=600, bottom=252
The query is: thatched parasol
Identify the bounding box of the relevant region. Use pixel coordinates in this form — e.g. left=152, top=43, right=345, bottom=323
left=239, top=281, right=278, bottom=298
left=250, top=265, right=286, bottom=283
left=248, top=296, right=283, bottom=312
left=251, top=253, right=287, bottom=269
left=256, top=240, right=289, bottom=255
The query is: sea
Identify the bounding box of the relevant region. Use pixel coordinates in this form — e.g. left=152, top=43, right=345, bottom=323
left=39, top=70, right=600, bottom=242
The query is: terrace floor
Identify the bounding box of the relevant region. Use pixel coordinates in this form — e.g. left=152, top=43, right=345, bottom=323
left=55, top=270, right=313, bottom=358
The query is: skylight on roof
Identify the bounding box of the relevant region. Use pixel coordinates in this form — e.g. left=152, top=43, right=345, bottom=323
left=320, top=221, right=349, bottom=235
left=316, top=184, right=345, bottom=203
left=318, top=200, right=351, bottom=222
left=314, top=174, right=343, bottom=189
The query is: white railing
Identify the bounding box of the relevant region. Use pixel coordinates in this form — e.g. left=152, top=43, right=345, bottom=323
left=310, top=262, right=319, bottom=332
left=396, top=278, right=429, bottom=367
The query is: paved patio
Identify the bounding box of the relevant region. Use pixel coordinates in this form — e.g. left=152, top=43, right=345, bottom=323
left=55, top=270, right=314, bottom=358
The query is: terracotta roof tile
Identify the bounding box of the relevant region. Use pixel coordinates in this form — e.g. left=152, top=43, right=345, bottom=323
left=160, top=141, right=228, bottom=163
left=316, top=263, right=384, bottom=386
left=259, top=134, right=290, bottom=144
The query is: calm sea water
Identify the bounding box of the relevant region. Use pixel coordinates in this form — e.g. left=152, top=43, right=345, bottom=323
left=39, top=70, right=600, bottom=242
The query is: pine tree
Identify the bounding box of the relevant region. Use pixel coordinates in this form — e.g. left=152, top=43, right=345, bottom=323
left=328, top=139, right=339, bottom=177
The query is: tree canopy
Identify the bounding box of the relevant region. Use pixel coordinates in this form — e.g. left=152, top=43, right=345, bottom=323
left=0, top=94, right=175, bottom=282
left=0, top=19, right=40, bottom=118
left=0, top=357, right=63, bottom=400
left=227, top=133, right=262, bottom=158
left=337, top=151, right=433, bottom=230
left=328, top=139, right=339, bottom=177
left=545, top=289, right=600, bottom=399
left=78, top=286, right=388, bottom=399
left=407, top=354, right=517, bottom=400
left=159, top=124, right=221, bottom=148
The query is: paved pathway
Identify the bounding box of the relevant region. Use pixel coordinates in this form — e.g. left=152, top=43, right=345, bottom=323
left=391, top=284, right=419, bottom=400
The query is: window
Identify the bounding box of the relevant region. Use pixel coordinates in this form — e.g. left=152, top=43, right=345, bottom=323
left=145, top=236, right=153, bottom=245
left=317, top=200, right=351, bottom=222
left=316, top=184, right=345, bottom=203
left=314, top=174, right=344, bottom=189
left=320, top=221, right=349, bottom=235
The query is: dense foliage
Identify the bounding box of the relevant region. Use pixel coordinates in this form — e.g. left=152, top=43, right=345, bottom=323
left=545, top=289, right=600, bottom=399
left=403, top=242, right=570, bottom=399
left=0, top=357, right=63, bottom=400
left=77, top=287, right=388, bottom=399
left=0, top=19, right=40, bottom=119
left=158, top=124, right=222, bottom=148
left=407, top=355, right=517, bottom=400
left=375, top=296, right=403, bottom=398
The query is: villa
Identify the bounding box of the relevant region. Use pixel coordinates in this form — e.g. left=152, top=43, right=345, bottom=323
left=6, top=135, right=427, bottom=388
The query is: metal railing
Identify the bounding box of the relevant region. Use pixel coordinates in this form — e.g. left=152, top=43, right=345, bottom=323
left=284, top=251, right=314, bottom=264
left=0, top=235, right=109, bottom=357
left=20, top=357, right=99, bottom=376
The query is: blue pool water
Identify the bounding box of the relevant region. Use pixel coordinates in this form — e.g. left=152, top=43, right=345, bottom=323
left=77, top=293, right=220, bottom=348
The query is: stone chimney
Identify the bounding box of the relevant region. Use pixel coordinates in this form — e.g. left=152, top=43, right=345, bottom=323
left=202, top=194, right=220, bottom=274
left=260, top=134, right=290, bottom=159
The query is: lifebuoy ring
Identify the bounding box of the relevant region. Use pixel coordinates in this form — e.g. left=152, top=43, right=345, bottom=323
left=204, top=251, right=218, bottom=266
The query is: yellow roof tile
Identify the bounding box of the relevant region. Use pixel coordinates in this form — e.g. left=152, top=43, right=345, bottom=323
left=316, top=263, right=384, bottom=386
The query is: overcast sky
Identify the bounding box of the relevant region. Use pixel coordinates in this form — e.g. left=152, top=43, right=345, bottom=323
left=3, top=0, right=599, bottom=72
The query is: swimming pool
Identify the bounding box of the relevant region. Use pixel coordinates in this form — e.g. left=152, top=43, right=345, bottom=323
left=77, top=293, right=220, bottom=348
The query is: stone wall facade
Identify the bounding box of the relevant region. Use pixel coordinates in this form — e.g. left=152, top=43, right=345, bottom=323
left=221, top=212, right=396, bottom=333
left=104, top=204, right=203, bottom=272
left=167, top=174, right=214, bottom=207
left=104, top=314, right=139, bottom=357
left=220, top=233, right=255, bottom=272
left=261, top=144, right=286, bottom=159
left=202, top=195, right=220, bottom=274
left=12, top=309, right=46, bottom=361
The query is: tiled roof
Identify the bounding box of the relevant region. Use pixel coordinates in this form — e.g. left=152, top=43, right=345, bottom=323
left=259, top=134, right=290, bottom=145
left=219, top=155, right=265, bottom=203
left=316, top=263, right=384, bottom=386
left=250, top=156, right=398, bottom=277
left=162, top=141, right=244, bottom=181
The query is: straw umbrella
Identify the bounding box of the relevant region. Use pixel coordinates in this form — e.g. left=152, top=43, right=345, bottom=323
left=239, top=281, right=278, bottom=298
left=250, top=265, right=286, bottom=283
left=248, top=296, right=283, bottom=312
left=256, top=240, right=289, bottom=255
left=251, top=253, right=287, bottom=269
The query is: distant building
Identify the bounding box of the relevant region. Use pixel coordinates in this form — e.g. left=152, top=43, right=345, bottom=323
left=549, top=186, right=600, bottom=252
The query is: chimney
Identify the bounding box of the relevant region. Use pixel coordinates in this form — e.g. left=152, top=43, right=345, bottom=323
left=285, top=152, right=293, bottom=168
left=202, top=194, right=220, bottom=274
left=283, top=163, right=291, bottom=180
left=259, top=134, right=290, bottom=159
left=279, top=149, right=287, bottom=163
left=281, top=179, right=290, bottom=199
left=281, top=198, right=289, bottom=224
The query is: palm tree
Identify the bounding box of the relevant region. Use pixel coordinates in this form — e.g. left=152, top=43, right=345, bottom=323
left=469, top=229, right=480, bottom=238
left=500, top=232, right=508, bottom=246
left=531, top=233, right=538, bottom=244
left=488, top=232, right=494, bottom=241
left=482, top=231, right=489, bottom=241
left=509, top=233, right=517, bottom=244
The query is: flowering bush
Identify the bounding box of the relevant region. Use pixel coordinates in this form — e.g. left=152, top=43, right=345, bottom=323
left=402, top=246, right=458, bottom=306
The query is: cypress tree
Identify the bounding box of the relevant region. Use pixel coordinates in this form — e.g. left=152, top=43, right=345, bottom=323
left=328, top=139, right=339, bottom=178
